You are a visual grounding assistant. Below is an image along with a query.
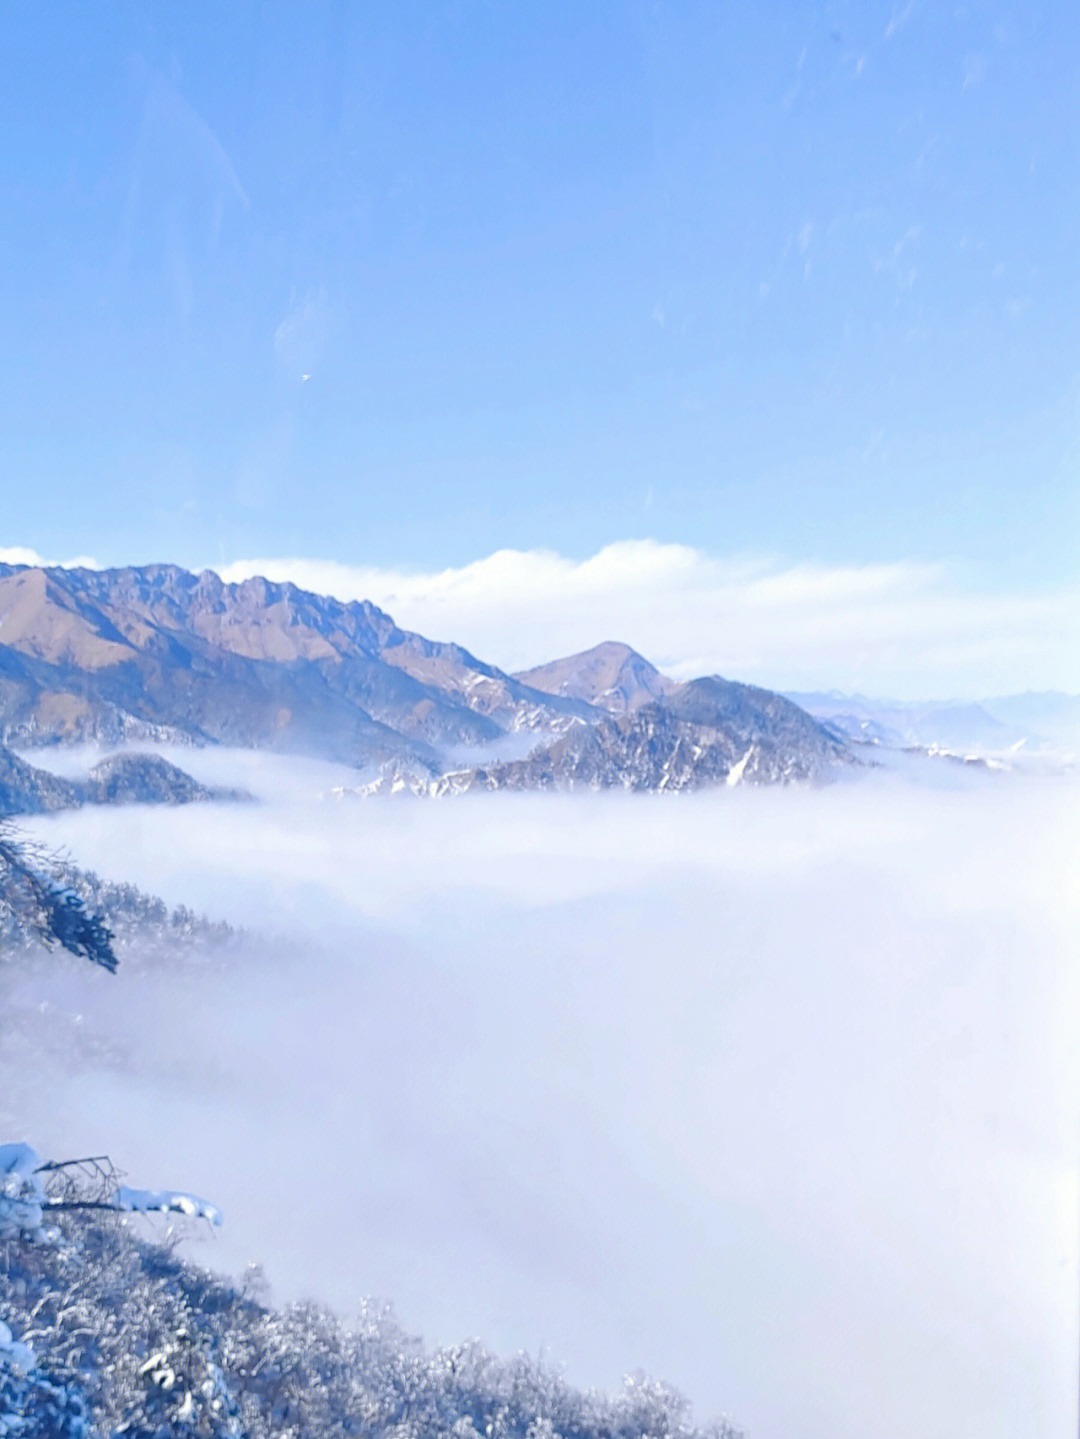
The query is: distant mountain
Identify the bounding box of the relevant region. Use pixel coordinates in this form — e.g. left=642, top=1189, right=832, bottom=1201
left=0, top=564, right=589, bottom=767
left=515, top=641, right=678, bottom=714
left=979, top=692, right=1080, bottom=753
left=785, top=689, right=1076, bottom=757
left=361, top=676, right=849, bottom=795
left=0, top=563, right=852, bottom=793
left=81, top=752, right=248, bottom=806
left=0, top=744, right=240, bottom=815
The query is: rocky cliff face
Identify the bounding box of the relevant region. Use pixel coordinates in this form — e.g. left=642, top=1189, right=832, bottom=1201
left=0, top=564, right=587, bottom=766
left=0, top=563, right=851, bottom=791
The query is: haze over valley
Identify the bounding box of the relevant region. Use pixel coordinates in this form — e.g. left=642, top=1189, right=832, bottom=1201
left=1, top=560, right=1076, bottom=1438
left=3, top=3, right=1077, bottom=1435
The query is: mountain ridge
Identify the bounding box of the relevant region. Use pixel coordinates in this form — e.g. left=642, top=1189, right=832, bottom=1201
left=785, top=687, right=1079, bottom=756
left=0, top=562, right=850, bottom=791
left=0, top=563, right=590, bottom=765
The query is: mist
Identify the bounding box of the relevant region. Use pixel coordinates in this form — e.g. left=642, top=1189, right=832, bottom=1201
left=4, top=754, right=1078, bottom=1439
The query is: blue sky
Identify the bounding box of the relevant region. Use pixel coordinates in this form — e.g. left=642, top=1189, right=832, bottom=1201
left=1, top=2, right=1077, bottom=691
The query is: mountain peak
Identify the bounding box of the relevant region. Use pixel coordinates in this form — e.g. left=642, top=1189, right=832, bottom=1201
left=0, top=562, right=853, bottom=788
left=515, top=641, right=677, bottom=714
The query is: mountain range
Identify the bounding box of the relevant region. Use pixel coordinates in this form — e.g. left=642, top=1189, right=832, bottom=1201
left=0, top=563, right=588, bottom=762
left=786, top=689, right=1080, bottom=758
left=361, top=675, right=849, bottom=795
left=0, top=562, right=855, bottom=792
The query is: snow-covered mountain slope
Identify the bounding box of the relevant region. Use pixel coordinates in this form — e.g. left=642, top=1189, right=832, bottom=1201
left=0, top=562, right=851, bottom=791
left=357, top=678, right=849, bottom=795
left=0, top=743, right=240, bottom=815
left=0, top=1205, right=738, bottom=1439
left=0, top=564, right=590, bottom=766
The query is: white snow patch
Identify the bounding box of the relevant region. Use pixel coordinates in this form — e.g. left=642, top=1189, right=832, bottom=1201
left=113, top=1186, right=223, bottom=1226
left=726, top=748, right=753, bottom=786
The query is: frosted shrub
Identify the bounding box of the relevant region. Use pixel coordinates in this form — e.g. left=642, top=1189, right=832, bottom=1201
left=1, top=1159, right=741, bottom=1437
left=0, top=1147, right=47, bottom=1243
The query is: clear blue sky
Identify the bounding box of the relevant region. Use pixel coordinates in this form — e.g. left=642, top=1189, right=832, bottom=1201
left=2, top=1, right=1077, bottom=591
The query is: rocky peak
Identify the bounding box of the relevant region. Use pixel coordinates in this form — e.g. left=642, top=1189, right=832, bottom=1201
left=515, top=641, right=678, bottom=714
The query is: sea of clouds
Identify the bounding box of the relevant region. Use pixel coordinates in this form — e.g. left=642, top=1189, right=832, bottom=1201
left=5, top=750, right=1078, bottom=1439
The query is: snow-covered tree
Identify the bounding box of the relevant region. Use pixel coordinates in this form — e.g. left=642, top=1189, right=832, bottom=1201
left=0, top=1145, right=221, bottom=1246
left=0, top=821, right=116, bottom=971
left=1, top=1145, right=229, bottom=1435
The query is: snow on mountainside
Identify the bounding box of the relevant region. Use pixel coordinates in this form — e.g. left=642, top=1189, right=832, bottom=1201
left=357, top=677, right=848, bottom=795
left=0, top=562, right=851, bottom=792
left=0, top=743, right=243, bottom=815
left=453, top=676, right=848, bottom=792
left=0, top=744, right=79, bottom=814
left=0, top=563, right=589, bottom=766
left=0, top=1204, right=740, bottom=1439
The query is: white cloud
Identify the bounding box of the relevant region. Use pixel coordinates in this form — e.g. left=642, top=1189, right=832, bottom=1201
left=0, top=546, right=99, bottom=570
left=216, top=542, right=1079, bottom=699
left=885, top=1, right=916, bottom=40
left=0, top=546, right=48, bottom=566
left=11, top=770, right=1079, bottom=1439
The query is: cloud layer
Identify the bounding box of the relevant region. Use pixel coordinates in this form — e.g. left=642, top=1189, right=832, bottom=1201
left=217, top=543, right=1078, bottom=698
left=0, top=546, right=100, bottom=571
left=8, top=756, right=1079, bottom=1439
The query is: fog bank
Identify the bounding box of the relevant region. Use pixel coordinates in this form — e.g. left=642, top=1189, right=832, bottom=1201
left=5, top=757, right=1078, bottom=1439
